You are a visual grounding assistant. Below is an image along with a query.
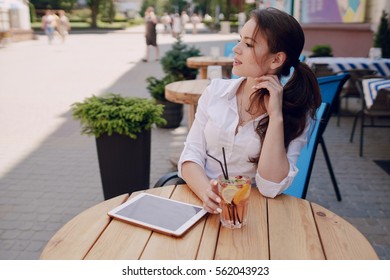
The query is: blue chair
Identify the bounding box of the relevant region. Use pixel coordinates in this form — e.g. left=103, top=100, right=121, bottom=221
left=284, top=103, right=328, bottom=198
left=318, top=73, right=350, bottom=201
left=224, top=42, right=236, bottom=58
left=317, top=72, right=350, bottom=122
left=285, top=73, right=349, bottom=200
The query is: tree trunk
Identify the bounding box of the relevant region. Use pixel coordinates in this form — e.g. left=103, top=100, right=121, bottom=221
left=89, top=0, right=100, bottom=28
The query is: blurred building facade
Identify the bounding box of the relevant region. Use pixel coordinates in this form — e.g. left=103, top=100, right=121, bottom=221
left=0, top=0, right=33, bottom=42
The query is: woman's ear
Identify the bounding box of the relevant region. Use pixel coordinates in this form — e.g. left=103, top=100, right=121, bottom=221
left=270, top=52, right=286, bottom=70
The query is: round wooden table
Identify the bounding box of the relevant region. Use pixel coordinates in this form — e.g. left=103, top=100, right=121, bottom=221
left=187, top=56, right=234, bottom=79
left=40, top=184, right=378, bottom=260
left=165, top=79, right=209, bottom=128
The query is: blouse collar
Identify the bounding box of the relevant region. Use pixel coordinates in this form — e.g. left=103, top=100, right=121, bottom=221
left=221, top=77, right=247, bottom=100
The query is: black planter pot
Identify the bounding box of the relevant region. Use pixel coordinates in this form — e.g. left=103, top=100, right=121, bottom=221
left=95, top=131, right=151, bottom=200
left=156, top=100, right=183, bottom=129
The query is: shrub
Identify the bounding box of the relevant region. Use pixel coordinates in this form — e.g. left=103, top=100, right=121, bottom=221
left=374, top=10, right=390, bottom=58
left=160, top=36, right=202, bottom=80
left=71, top=94, right=166, bottom=139
left=310, top=45, right=333, bottom=57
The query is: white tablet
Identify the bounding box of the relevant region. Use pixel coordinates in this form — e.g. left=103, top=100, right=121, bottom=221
left=108, top=193, right=207, bottom=237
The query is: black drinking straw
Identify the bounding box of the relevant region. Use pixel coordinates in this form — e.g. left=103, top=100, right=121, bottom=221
left=206, top=152, right=227, bottom=179
left=222, top=147, right=229, bottom=179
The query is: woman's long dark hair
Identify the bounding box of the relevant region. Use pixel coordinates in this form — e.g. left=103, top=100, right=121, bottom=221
left=248, top=8, right=322, bottom=163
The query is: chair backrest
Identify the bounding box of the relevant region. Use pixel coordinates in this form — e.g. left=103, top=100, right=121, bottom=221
left=224, top=42, right=236, bottom=57
left=283, top=102, right=329, bottom=198
left=342, top=69, right=377, bottom=97
left=224, top=42, right=239, bottom=79
left=356, top=76, right=390, bottom=111
left=317, top=72, right=350, bottom=120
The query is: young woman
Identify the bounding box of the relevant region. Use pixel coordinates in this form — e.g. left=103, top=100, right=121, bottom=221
left=143, top=7, right=159, bottom=62
left=178, top=8, right=322, bottom=214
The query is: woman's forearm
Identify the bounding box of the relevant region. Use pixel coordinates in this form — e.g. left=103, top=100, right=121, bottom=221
left=257, top=115, right=289, bottom=182
left=181, top=161, right=211, bottom=202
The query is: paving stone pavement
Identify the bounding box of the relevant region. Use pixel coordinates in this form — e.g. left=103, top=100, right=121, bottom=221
left=0, top=25, right=389, bottom=260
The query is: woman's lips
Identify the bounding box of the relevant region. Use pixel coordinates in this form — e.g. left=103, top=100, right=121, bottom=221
left=233, top=57, right=242, bottom=66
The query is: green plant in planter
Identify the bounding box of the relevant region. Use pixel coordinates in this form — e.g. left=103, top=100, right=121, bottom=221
left=146, top=75, right=175, bottom=101
left=310, top=44, right=333, bottom=57
left=160, top=36, right=202, bottom=80
left=145, top=74, right=184, bottom=129
left=374, top=10, right=390, bottom=58
left=71, top=93, right=167, bottom=199
left=145, top=38, right=201, bottom=129
left=71, top=93, right=166, bottom=139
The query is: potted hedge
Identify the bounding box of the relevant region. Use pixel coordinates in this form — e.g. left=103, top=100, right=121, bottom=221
left=71, top=93, right=166, bottom=200
left=146, top=75, right=184, bottom=128
left=309, top=44, right=333, bottom=57
left=160, top=36, right=202, bottom=80
left=373, top=10, right=390, bottom=58
left=146, top=37, right=202, bottom=128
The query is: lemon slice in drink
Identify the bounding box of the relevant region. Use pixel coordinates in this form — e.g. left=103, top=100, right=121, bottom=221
left=221, top=185, right=238, bottom=203
left=233, top=184, right=250, bottom=204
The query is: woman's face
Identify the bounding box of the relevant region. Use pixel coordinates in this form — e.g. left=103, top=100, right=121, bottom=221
left=232, top=18, right=276, bottom=78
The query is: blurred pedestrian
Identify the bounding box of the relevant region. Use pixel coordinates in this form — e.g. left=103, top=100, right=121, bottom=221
left=41, top=10, right=55, bottom=44
left=142, top=6, right=159, bottom=62
left=161, top=12, right=172, bottom=35
left=172, top=13, right=181, bottom=38
left=191, top=13, right=201, bottom=34
left=181, top=11, right=189, bottom=34
left=57, top=10, right=71, bottom=43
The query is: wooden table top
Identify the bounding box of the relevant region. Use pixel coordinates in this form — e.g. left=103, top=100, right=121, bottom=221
left=40, top=184, right=378, bottom=260
left=165, top=79, right=209, bottom=106
left=187, top=56, right=234, bottom=68
left=187, top=56, right=234, bottom=79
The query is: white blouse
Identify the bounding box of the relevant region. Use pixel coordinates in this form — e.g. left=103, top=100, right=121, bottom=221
left=178, top=77, right=311, bottom=198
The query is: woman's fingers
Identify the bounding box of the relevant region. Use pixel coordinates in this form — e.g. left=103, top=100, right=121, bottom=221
left=202, top=180, right=222, bottom=214
left=253, top=75, right=281, bottom=92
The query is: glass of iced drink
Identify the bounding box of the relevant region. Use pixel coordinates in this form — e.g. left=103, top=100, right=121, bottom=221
left=217, top=175, right=251, bottom=229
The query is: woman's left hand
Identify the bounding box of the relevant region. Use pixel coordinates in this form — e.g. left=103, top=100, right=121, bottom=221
left=253, top=75, right=283, bottom=118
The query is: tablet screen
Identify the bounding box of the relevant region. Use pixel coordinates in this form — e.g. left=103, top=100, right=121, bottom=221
left=108, top=193, right=207, bottom=236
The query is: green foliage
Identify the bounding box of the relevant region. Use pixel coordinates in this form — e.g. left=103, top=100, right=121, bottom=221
left=160, top=0, right=189, bottom=15
left=146, top=37, right=202, bottom=102
left=374, top=10, right=390, bottom=58
left=99, top=0, right=116, bottom=23
left=146, top=75, right=175, bottom=101
left=29, top=3, right=37, bottom=23
left=310, top=45, right=333, bottom=57
left=30, top=0, right=76, bottom=11
left=71, top=94, right=166, bottom=139
left=160, top=36, right=202, bottom=80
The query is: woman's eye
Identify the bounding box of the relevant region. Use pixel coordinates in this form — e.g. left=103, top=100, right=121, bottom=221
left=237, top=39, right=253, bottom=48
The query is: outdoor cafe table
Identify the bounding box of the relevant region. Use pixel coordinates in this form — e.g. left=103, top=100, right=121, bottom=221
left=187, top=56, right=234, bottom=79
left=165, top=79, right=209, bottom=128
left=40, top=184, right=378, bottom=260
left=305, top=57, right=390, bottom=76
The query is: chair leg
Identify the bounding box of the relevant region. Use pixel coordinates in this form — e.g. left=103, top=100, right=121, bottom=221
left=359, top=113, right=365, bottom=157
left=350, top=111, right=360, bottom=143
left=320, top=137, right=342, bottom=201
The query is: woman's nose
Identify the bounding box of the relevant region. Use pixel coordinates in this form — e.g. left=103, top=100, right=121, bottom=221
left=232, top=44, right=240, bottom=54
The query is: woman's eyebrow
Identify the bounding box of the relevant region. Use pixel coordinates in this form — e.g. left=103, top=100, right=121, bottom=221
left=243, top=36, right=257, bottom=43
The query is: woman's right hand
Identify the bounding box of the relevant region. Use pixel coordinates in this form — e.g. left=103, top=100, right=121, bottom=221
left=201, top=179, right=222, bottom=214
